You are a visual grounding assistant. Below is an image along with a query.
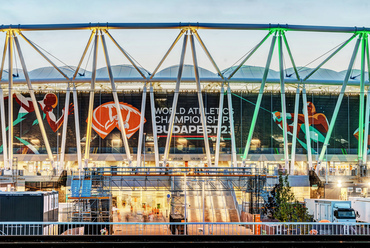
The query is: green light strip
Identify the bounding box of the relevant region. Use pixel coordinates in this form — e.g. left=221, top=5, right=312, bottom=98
left=242, top=34, right=277, bottom=161
left=358, top=36, right=366, bottom=161
left=319, top=36, right=361, bottom=162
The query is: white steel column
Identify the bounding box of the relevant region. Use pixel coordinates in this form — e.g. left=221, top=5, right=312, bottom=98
left=8, top=31, right=13, bottom=170
left=13, top=35, right=55, bottom=165
left=242, top=34, right=277, bottom=163
left=227, top=84, right=237, bottom=167
left=145, top=30, right=185, bottom=167
left=302, top=86, right=313, bottom=170
left=189, top=33, right=212, bottom=166
left=101, top=33, right=132, bottom=165
left=84, top=32, right=99, bottom=166
left=60, top=85, right=71, bottom=171
left=0, top=32, right=8, bottom=80
left=0, top=33, right=8, bottom=168
left=19, top=31, right=74, bottom=171
left=163, top=34, right=188, bottom=166
left=215, top=82, right=225, bottom=167
left=291, top=83, right=300, bottom=174
left=364, top=37, right=370, bottom=165
left=282, top=32, right=301, bottom=174
left=0, top=89, right=8, bottom=168
left=193, top=30, right=227, bottom=167
left=137, top=83, right=147, bottom=167
left=318, top=36, right=361, bottom=162
left=72, top=31, right=95, bottom=170
left=358, top=36, right=366, bottom=164
left=150, top=82, right=159, bottom=167
left=363, top=87, right=370, bottom=165
left=73, top=85, right=82, bottom=171
left=278, top=32, right=289, bottom=170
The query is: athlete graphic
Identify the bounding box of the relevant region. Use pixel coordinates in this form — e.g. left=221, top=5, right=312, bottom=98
left=0, top=93, right=74, bottom=154
left=353, top=125, right=370, bottom=153
left=14, top=93, right=74, bottom=132
left=272, top=102, right=329, bottom=153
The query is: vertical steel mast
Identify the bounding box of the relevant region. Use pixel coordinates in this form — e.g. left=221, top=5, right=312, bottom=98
left=163, top=34, right=188, bottom=166
left=0, top=32, right=9, bottom=169
left=84, top=31, right=99, bottom=166
left=318, top=35, right=361, bottom=162
left=242, top=33, right=277, bottom=163
left=363, top=36, right=370, bottom=165
left=101, top=31, right=132, bottom=166
left=72, top=30, right=96, bottom=171
left=278, top=31, right=289, bottom=169
left=358, top=35, right=367, bottom=165
left=13, top=34, right=55, bottom=166
left=190, top=32, right=212, bottom=166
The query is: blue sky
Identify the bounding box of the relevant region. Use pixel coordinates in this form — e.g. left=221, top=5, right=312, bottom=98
left=1, top=0, right=369, bottom=73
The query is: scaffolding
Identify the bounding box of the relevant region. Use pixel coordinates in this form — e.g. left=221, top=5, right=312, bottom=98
left=67, top=168, right=112, bottom=223
left=66, top=167, right=276, bottom=221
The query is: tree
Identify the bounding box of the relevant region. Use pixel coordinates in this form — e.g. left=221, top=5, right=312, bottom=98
left=263, top=173, right=311, bottom=222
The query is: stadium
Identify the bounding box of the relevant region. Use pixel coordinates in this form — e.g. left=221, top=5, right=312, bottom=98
left=0, top=23, right=369, bottom=228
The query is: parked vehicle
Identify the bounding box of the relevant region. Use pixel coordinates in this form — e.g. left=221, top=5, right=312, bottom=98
left=349, top=197, right=370, bottom=223
left=304, top=199, right=357, bottom=223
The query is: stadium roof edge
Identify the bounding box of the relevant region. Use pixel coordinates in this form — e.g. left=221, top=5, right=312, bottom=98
left=1, top=23, right=370, bottom=33
left=0, top=64, right=368, bottom=86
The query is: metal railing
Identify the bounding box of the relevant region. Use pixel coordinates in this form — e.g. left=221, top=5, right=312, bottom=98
left=71, top=167, right=274, bottom=177
left=0, top=222, right=369, bottom=236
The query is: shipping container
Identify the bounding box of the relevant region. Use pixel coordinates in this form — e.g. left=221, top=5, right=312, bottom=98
left=0, top=191, right=59, bottom=235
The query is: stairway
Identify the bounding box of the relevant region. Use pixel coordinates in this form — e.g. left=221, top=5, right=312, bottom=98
left=185, top=177, right=240, bottom=223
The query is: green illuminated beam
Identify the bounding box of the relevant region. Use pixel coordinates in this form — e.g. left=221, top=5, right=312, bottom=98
left=303, top=33, right=358, bottom=81
left=363, top=86, right=370, bottom=163
left=319, top=35, right=362, bottom=162
left=363, top=36, right=370, bottom=163
left=278, top=31, right=289, bottom=167
left=282, top=32, right=300, bottom=81
left=302, top=85, right=313, bottom=168
left=242, top=33, right=277, bottom=161
left=291, top=83, right=300, bottom=173
left=358, top=36, right=366, bottom=161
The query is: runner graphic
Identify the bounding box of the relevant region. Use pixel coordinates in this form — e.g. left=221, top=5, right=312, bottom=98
left=272, top=102, right=329, bottom=153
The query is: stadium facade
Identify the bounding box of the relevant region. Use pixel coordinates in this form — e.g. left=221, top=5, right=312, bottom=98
left=0, top=23, right=369, bottom=205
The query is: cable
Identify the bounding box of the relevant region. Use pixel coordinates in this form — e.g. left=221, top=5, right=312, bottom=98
left=81, top=42, right=94, bottom=76
left=223, top=43, right=260, bottom=75
left=287, top=39, right=348, bottom=77
left=120, top=46, right=147, bottom=74
left=28, top=39, right=75, bottom=73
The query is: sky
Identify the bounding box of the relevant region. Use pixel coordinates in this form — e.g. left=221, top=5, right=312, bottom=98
left=1, top=0, right=369, bottom=73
